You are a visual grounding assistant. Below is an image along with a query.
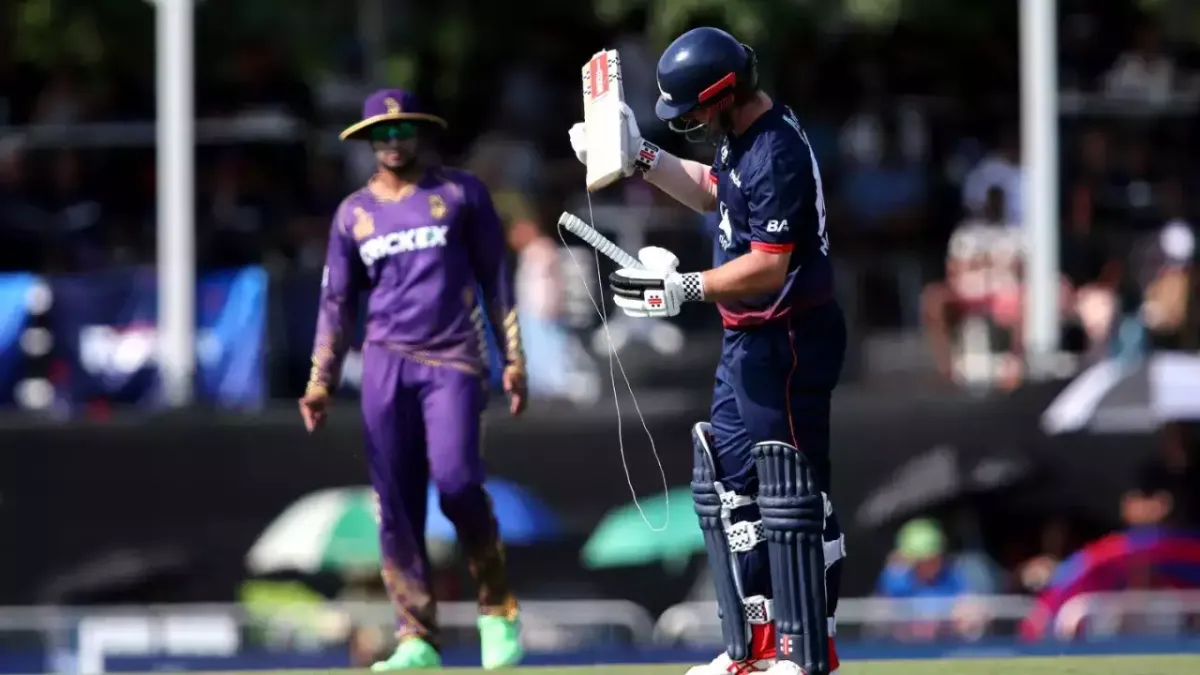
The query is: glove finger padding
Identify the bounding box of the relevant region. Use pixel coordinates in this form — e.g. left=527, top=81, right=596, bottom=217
left=637, top=246, right=679, bottom=272
left=613, top=294, right=650, bottom=317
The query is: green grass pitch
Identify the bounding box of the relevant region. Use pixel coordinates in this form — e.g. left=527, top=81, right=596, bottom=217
left=153, top=654, right=1200, bottom=675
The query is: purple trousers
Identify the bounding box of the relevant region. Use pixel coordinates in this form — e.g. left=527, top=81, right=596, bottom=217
left=360, top=344, right=516, bottom=645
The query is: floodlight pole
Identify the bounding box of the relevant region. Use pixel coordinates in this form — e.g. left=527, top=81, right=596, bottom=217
left=1020, top=0, right=1061, bottom=376
left=154, top=0, right=196, bottom=407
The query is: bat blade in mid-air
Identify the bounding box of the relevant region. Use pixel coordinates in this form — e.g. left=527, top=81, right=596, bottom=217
left=581, top=49, right=628, bottom=193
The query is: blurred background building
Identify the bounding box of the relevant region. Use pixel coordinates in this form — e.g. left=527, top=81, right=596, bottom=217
left=0, top=0, right=1199, bottom=671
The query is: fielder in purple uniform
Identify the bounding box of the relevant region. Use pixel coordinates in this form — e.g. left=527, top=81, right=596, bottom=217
left=299, top=89, right=527, bottom=671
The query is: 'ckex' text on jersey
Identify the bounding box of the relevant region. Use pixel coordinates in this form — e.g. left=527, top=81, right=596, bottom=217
left=359, top=225, right=450, bottom=265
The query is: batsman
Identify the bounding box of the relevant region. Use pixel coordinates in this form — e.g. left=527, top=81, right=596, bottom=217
left=569, top=28, right=847, bottom=675
left=300, top=89, right=527, bottom=671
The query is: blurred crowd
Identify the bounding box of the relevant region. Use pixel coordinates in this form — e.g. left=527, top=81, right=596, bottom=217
left=3, top=5, right=1198, bottom=404
left=871, top=419, right=1200, bottom=642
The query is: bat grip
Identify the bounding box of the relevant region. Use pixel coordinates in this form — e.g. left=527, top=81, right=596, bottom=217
left=557, top=212, right=644, bottom=270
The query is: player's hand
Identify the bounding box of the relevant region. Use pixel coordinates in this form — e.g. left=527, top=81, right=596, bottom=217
left=608, top=246, right=701, bottom=318
left=568, top=122, right=589, bottom=166
left=567, top=103, right=654, bottom=177
left=299, top=386, right=330, bottom=433
left=502, top=364, right=527, bottom=416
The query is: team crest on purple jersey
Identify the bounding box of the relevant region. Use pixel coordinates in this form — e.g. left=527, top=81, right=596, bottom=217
left=352, top=207, right=375, bottom=240
left=429, top=194, right=447, bottom=220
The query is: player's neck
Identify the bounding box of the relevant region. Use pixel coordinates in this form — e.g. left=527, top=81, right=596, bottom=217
left=731, top=92, right=773, bottom=136
left=371, top=165, right=423, bottom=199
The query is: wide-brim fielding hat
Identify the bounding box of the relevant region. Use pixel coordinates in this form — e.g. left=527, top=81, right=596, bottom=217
left=339, top=88, right=448, bottom=141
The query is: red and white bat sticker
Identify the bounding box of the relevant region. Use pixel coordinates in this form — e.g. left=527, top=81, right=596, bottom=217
left=645, top=291, right=664, bottom=308
left=588, top=53, right=610, bottom=101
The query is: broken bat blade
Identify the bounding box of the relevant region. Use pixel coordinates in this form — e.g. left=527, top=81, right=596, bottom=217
left=582, top=49, right=628, bottom=192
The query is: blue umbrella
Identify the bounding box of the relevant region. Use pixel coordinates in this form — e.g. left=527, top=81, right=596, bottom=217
left=426, top=478, right=561, bottom=545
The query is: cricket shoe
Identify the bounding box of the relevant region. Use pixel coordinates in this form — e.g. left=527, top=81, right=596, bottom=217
left=685, top=652, right=775, bottom=675
left=684, top=623, right=777, bottom=675
left=478, top=614, right=524, bottom=669
left=371, top=636, right=442, bottom=670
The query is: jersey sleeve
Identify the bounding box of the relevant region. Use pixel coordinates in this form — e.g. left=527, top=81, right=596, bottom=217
left=308, top=200, right=366, bottom=395
left=462, top=175, right=524, bottom=369
left=743, top=142, right=811, bottom=255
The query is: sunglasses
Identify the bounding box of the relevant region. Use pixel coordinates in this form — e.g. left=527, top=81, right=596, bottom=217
left=369, top=122, right=419, bottom=142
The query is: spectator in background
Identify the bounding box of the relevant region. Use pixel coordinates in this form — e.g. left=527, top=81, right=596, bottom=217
left=1067, top=128, right=1124, bottom=359
left=1017, top=519, right=1074, bottom=594
left=875, top=519, right=989, bottom=642
left=506, top=216, right=575, bottom=399
left=962, top=128, right=1023, bottom=225
left=1132, top=182, right=1194, bottom=351
left=921, top=187, right=1026, bottom=386
left=1104, top=21, right=1176, bottom=105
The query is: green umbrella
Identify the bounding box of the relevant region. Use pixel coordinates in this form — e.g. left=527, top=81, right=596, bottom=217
left=581, top=487, right=703, bottom=572
left=246, top=487, right=457, bottom=575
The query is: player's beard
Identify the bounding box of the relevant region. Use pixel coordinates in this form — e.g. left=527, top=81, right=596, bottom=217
left=374, top=139, right=421, bottom=178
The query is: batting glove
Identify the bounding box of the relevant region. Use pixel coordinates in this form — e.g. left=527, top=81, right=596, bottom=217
left=609, top=246, right=704, bottom=318
left=568, top=103, right=662, bottom=176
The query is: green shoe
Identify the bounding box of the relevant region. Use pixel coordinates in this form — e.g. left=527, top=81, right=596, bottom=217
left=478, top=614, right=523, bottom=669
left=371, top=637, right=442, bottom=671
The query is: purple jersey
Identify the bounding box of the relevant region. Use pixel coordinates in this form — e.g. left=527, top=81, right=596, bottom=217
left=709, top=104, right=835, bottom=329
left=309, top=168, right=521, bottom=390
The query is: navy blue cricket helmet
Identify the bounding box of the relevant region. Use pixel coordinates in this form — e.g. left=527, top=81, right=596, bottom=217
left=655, top=27, right=759, bottom=135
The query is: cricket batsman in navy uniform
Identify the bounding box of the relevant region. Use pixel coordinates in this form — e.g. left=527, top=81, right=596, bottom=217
left=570, top=28, right=846, bottom=675
left=299, top=89, right=526, bottom=671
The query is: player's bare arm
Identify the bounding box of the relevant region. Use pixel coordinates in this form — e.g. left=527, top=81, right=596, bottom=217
left=699, top=248, right=792, bottom=301
left=569, top=103, right=717, bottom=213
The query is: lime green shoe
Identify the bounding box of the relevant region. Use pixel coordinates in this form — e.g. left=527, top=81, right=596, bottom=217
left=371, top=637, right=442, bottom=671
left=478, top=614, right=523, bottom=669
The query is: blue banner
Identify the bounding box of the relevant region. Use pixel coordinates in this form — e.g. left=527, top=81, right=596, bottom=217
left=0, top=274, right=35, bottom=407
left=48, top=267, right=268, bottom=411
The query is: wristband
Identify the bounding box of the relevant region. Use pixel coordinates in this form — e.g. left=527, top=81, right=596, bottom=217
left=634, top=140, right=662, bottom=173
left=680, top=271, right=705, bottom=302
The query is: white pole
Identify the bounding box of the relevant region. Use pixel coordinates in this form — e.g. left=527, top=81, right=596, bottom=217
left=1020, top=0, right=1060, bottom=375
left=155, top=0, right=196, bottom=407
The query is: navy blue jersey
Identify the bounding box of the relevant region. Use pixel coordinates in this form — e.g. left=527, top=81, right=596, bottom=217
left=707, top=104, right=834, bottom=329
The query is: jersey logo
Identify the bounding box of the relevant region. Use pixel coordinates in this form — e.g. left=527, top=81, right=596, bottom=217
left=359, top=225, right=450, bottom=265
left=352, top=207, right=375, bottom=240
left=717, top=202, right=733, bottom=250
left=428, top=194, right=447, bottom=220
left=766, top=219, right=788, bottom=233
left=730, top=168, right=742, bottom=188
left=720, top=142, right=729, bottom=164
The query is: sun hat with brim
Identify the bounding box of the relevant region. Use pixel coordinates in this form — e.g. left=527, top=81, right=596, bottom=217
left=339, top=88, right=447, bottom=141
left=897, top=518, right=946, bottom=560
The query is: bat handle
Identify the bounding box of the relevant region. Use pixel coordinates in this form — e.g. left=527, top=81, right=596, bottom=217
left=557, top=212, right=644, bottom=270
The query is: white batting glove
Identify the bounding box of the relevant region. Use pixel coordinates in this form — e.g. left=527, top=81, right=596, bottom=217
left=568, top=103, right=662, bottom=176
left=608, top=246, right=702, bottom=318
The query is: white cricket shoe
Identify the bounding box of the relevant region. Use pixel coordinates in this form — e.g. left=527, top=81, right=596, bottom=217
left=685, top=652, right=775, bottom=675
